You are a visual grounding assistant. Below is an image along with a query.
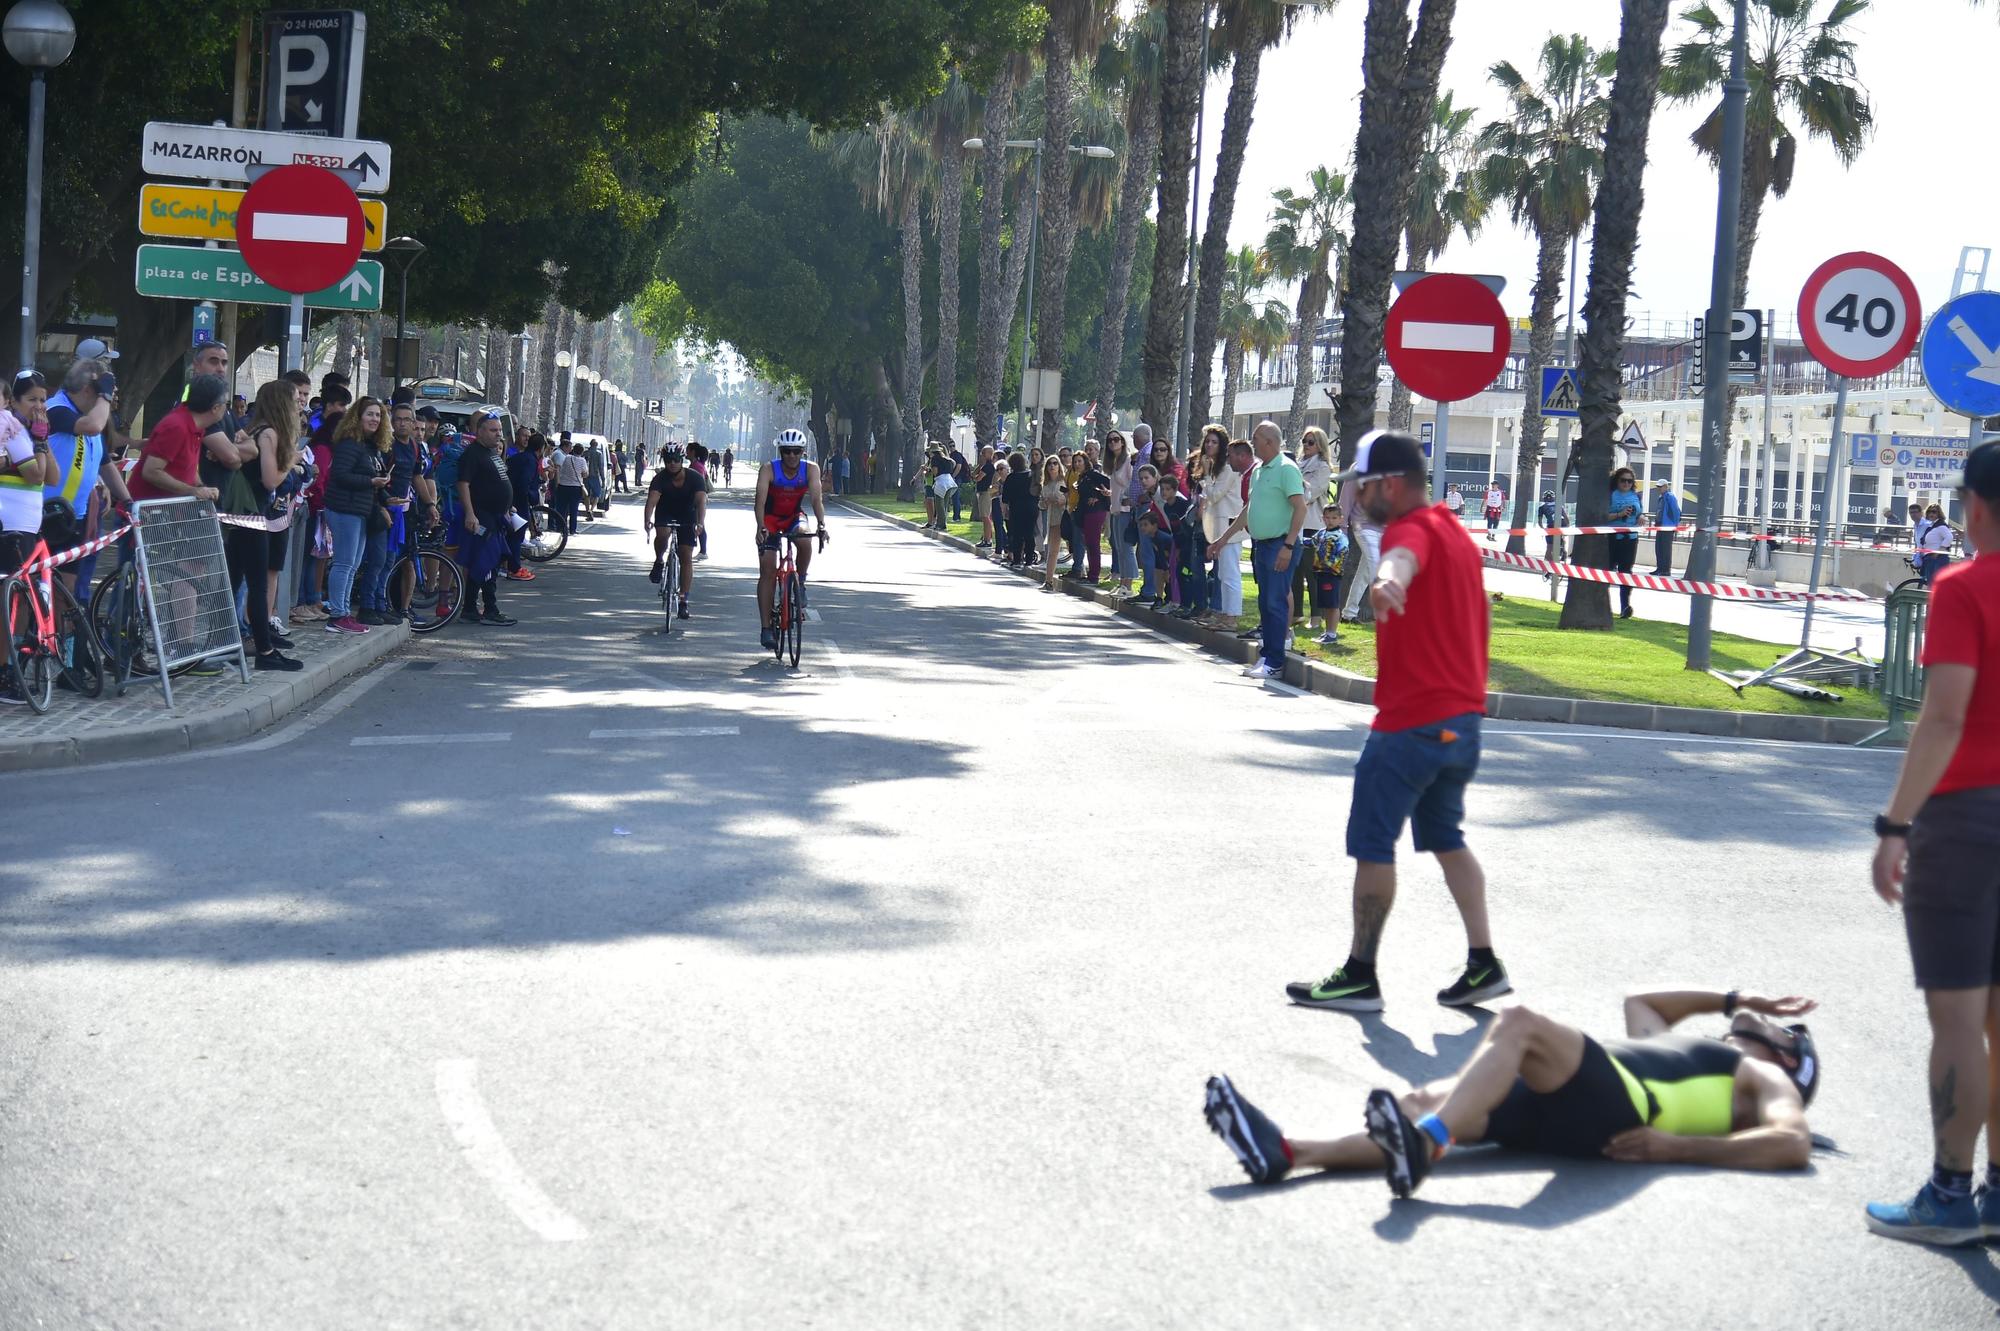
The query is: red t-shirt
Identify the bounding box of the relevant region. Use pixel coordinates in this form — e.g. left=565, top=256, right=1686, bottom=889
left=1372, top=502, right=1490, bottom=732
left=1922, top=555, right=1999, bottom=795
left=126, top=405, right=206, bottom=501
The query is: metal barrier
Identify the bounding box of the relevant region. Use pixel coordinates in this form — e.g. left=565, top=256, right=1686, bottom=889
left=132, top=496, right=249, bottom=706
left=1859, top=584, right=1929, bottom=747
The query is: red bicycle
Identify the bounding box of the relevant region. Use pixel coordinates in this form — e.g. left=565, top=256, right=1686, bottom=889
left=4, top=533, right=107, bottom=711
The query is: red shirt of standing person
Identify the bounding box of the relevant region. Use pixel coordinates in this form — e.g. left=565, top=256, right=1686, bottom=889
left=1286, top=429, right=1505, bottom=1017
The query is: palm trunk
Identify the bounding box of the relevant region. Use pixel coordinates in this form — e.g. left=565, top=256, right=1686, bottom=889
left=1187, top=39, right=1266, bottom=446
left=1332, top=0, right=1457, bottom=467
left=930, top=157, right=966, bottom=442
left=1220, top=340, right=1244, bottom=434
left=1285, top=268, right=1328, bottom=443
left=1386, top=231, right=1426, bottom=430
left=973, top=77, right=1020, bottom=452
left=1095, top=80, right=1161, bottom=439
left=899, top=190, right=925, bottom=471
left=1034, top=26, right=1081, bottom=448
left=556, top=307, right=579, bottom=428
left=1141, top=0, right=1206, bottom=438
left=534, top=297, right=560, bottom=429
left=1561, top=0, right=1673, bottom=629
left=1506, top=226, right=1567, bottom=555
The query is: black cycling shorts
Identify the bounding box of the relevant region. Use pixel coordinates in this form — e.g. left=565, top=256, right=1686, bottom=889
left=1479, top=1036, right=1646, bottom=1158
left=655, top=520, right=698, bottom=552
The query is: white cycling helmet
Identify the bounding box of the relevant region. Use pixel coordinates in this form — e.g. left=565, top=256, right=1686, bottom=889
left=776, top=428, right=810, bottom=452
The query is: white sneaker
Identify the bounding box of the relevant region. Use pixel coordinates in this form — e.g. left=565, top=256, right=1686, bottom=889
left=1243, top=661, right=1279, bottom=679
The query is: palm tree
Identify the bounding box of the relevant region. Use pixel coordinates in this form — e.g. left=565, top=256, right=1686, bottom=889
left=1215, top=245, right=1289, bottom=433
left=1091, top=10, right=1164, bottom=439
left=1561, top=0, right=1676, bottom=630
left=918, top=76, right=982, bottom=444
left=1140, top=0, right=1208, bottom=440
left=1264, top=166, right=1351, bottom=445
left=1331, top=0, right=1457, bottom=466
left=1480, top=34, right=1614, bottom=556
left=1186, top=0, right=1301, bottom=446
left=1387, top=91, right=1487, bottom=431
left=972, top=64, right=1027, bottom=454
left=1661, top=0, right=1874, bottom=314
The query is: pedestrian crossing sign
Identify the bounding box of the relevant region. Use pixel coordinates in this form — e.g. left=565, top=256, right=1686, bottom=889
left=1540, top=366, right=1581, bottom=418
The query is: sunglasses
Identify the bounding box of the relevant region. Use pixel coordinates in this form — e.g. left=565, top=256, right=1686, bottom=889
left=12, top=369, right=45, bottom=390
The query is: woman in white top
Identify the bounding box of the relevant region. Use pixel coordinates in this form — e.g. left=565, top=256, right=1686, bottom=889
left=1916, top=504, right=1955, bottom=585
left=1103, top=432, right=1136, bottom=590
left=1201, top=434, right=1249, bottom=627
left=1292, top=428, right=1334, bottom=629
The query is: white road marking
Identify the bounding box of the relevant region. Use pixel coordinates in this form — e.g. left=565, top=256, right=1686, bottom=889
left=350, top=731, right=513, bottom=747
left=820, top=638, right=856, bottom=680
left=434, top=1059, right=588, bottom=1242
left=587, top=725, right=741, bottom=739
left=804, top=608, right=822, bottom=623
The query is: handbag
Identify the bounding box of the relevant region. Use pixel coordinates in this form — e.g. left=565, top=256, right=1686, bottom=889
left=218, top=466, right=261, bottom=517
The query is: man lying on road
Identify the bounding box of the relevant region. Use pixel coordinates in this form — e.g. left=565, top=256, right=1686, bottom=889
left=1206, top=986, right=1819, bottom=1198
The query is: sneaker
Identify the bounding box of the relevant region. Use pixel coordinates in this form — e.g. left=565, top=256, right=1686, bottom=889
left=1203, top=1076, right=1293, bottom=1186
left=255, top=651, right=304, bottom=672
left=1979, top=1184, right=2000, bottom=1240
left=479, top=612, right=518, bottom=626
left=976, top=540, right=992, bottom=549
left=325, top=617, right=354, bottom=634
left=1315, top=630, right=1340, bottom=645
left=506, top=568, right=536, bottom=581
left=356, top=609, right=387, bottom=626
left=1620, top=606, right=1634, bottom=619
left=648, top=562, right=663, bottom=584
left=1235, top=628, right=1261, bottom=640
left=1865, top=1182, right=1984, bottom=1247
left=332, top=616, right=372, bottom=634
left=1285, top=967, right=1384, bottom=1012
left=1363, top=1088, right=1434, bottom=1200
left=677, top=597, right=690, bottom=620
left=267, top=630, right=296, bottom=651
left=1243, top=661, right=1279, bottom=679
left=760, top=627, right=778, bottom=650
left=267, top=618, right=291, bottom=640
left=1438, top=959, right=1513, bottom=1008
left=1340, top=612, right=1360, bottom=624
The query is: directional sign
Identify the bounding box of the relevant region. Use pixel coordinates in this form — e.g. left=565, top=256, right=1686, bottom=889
left=1384, top=273, right=1511, bottom=403
left=139, top=183, right=387, bottom=250
left=236, top=164, right=365, bottom=293
left=142, top=121, right=391, bottom=193
left=1798, top=251, right=1921, bottom=380
left=263, top=10, right=367, bottom=140
left=135, top=244, right=383, bottom=311
left=1418, top=421, right=1435, bottom=457
left=1540, top=366, right=1580, bottom=418
left=1920, top=290, right=2000, bottom=419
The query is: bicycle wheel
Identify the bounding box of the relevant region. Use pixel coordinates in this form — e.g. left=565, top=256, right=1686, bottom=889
left=393, top=551, right=464, bottom=633
left=4, top=578, right=55, bottom=713
left=786, top=573, right=805, bottom=668
left=525, top=507, right=567, bottom=562
left=661, top=542, right=680, bottom=638
left=771, top=572, right=789, bottom=662
left=53, top=578, right=105, bottom=698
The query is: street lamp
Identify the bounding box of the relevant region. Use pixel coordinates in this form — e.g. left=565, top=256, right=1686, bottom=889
left=6, top=0, right=76, bottom=371
left=382, top=235, right=426, bottom=393
left=963, top=135, right=1115, bottom=449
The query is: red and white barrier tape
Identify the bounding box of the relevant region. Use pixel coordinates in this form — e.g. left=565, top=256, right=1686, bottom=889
left=1480, top=546, right=1875, bottom=602
left=1491, top=521, right=1917, bottom=549
left=16, top=523, right=132, bottom=578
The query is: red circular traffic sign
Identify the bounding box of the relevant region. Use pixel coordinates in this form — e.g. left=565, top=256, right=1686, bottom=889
left=1384, top=273, right=1512, bottom=403
left=1797, top=251, right=1921, bottom=380
left=236, top=164, right=365, bottom=294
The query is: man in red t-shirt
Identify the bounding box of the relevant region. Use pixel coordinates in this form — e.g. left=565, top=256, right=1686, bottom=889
left=127, top=374, right=227, bottom=503
left=1865, top=441, right=2000, bottom=1246
left=1286, top=430, right=1506, bottom=1016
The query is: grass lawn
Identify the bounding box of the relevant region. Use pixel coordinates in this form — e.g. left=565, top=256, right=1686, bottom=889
left=843, top=495, right=1886, bottom=720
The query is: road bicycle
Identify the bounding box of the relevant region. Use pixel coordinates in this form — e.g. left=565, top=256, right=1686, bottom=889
left=4, top=534, right=106, bottom=712
left=523, top=503, right=568, bottom=563
left=388, top=523, right=466, bottom=633
left=654, top=523, right=683, bottom=640
left=767, top=536, right=805, bottom=668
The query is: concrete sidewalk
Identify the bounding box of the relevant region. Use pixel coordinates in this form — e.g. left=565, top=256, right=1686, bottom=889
left=0, top=616, right=408, bottom=771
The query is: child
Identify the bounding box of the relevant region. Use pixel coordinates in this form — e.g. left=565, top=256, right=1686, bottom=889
left=1305, top=503, right=1349, bottom=645
left=1152, top=473, right=1191, bottom=609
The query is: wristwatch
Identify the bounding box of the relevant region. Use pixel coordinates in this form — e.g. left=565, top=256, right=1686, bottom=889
left=1873, top=813, right=1912, bottom=838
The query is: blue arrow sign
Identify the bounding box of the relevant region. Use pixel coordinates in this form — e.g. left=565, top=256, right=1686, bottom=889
left=1921, top=290, right=2000, bottom=418
left=1540, top=366, right=1581, bottom=418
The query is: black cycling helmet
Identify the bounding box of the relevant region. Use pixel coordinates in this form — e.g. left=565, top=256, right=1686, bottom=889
left=1734, top=1022, right=1821, bottom=1106
left=1541, top=490, right=1555, bottom=502
left=660, top=443, right=685, bottom=464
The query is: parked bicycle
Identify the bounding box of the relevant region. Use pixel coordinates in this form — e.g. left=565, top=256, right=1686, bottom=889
left=523, top=503, right=567, bottom=563
left=388, top=523, right=466, bottom=632
left=4, top=533, right=106, bottom=711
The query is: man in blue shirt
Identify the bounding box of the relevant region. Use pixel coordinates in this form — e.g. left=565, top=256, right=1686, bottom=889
left=1650, top=480, right=1683, bottom=577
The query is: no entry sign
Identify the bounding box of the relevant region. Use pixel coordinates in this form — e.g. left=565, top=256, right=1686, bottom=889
left=1384, top=274, right=1512, bottom=403
left=236, top=164, right=365, bottom=294
left=1798, top=251, right=1921, bottom=381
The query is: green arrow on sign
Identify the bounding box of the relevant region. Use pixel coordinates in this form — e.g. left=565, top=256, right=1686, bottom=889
left=134, top=244, right=384, bottom=311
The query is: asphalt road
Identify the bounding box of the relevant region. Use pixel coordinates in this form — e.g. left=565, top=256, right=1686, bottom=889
left=1, top=487, right=1989, bottom=1328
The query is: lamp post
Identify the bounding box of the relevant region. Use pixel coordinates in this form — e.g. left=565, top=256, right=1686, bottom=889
left=382, top=235, right=426, bottom=394
left=964, top=135, right=1115, bottom=451
left=554, top=349, right=573, bottom=430
left=5, top=0, right=76, bottom=371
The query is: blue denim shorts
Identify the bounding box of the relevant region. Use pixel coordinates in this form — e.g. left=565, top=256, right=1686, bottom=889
left=1345, top=713, right=1482, bottom=863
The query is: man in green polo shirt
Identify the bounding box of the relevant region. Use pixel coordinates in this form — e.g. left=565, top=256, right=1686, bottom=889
left=1210, top=420, right=1306, bottom=679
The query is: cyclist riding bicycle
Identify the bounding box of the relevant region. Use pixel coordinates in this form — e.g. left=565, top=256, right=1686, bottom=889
left=756, top=429, right=828, bottom=651
left=644, top=444, right=707, bottom=619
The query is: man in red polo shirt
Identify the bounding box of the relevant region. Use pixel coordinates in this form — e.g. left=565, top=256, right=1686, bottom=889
left=1865, top=441, right=2000, bottom=1246
left=1287, top=429, right=1507, bottom=1014
left=128, top=374, right=227, bottom=503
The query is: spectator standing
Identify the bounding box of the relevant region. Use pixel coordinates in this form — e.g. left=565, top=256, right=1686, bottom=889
left=1129, top=426, right=1169, bottom=597
left=1304, top=505, right=1349, bottom=644
left=456, top=410, right=518, bottom=626
left=1210, top=421, right=1305, bottom=680
left=1444, top=485, right=1466, bottom=523
left=553, top=441, right=589, bottom=535
left=1607, top=466, right=1643, bottom=619
left=323, top=398, right=390, bottom=634
left=1537, top=489, right=1567, bottom=561
left=1864, top=442, right=2000, bottom=1246
left=1483, top=480, right=1506, bottom=540
left=1073, top=452, right=1112, bottom=583
left=1917, top=505, right=1955, bottom=585
left=128, top=374, right=226, bottom=505
left=1103, top=431, right=1136, bottom=590
left=503, top=430, right=541, bottom=581
left=39, top=357, right=126, bottom=600
left=1649, top=480, right=1683, bottom=576
left=231, top=381, right=305, bottom=670
left=611, top=440, right=629, bottom=493
left=1202, top=439, right=1250, bottom=629
left=585, top=439, right=608, bottom=519
left=1338, top=468, right=1383, bottom=625
left=1064, top=453, right=1089, bottom=578
left=949, top=444, right=971, bottom=523
left=1153, top=473, right=1191, bottom=608
left=0, top=373, right=55, bottom=576
left=973, top=445, right=998, bottom=550
left=1003, top=449, right=1037, bottom=567
left=1290, top=429, right=1506, bottom=1013
left=1179, top=428, right=1227, bottom=625
left=1038, top=456, right=1069, bottom=590
left=1292, top=428, right=1334, bottom=632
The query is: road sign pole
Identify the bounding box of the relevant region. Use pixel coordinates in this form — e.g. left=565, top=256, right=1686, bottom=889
left=1799, top=374, right=1849, bottom=650
left=284, top=293, right=305, bottom=371
left=1758, top=307, right=1776, bottom=555
left=1431, top=400, right=1449, bottom=498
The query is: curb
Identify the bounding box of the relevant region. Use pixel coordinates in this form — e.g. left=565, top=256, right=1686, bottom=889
left=837, top=500, right=1892, bottom=747
left=0, top=621, right=410, bottom=773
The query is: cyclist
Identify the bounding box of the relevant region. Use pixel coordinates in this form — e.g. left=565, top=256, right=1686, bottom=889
left=644, top=444, right=707, bottom=619
left=755, top=429, right=828, bottom=651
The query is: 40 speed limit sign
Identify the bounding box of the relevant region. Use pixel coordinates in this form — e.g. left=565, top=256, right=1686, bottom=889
left=1798, top=251, right=1922, bottom=379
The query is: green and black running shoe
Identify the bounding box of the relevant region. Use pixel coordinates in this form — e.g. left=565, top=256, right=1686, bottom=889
left=1285, top=967, right=1384, bottom=1012
left=1437, top=959, right=1512, bottom=1008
